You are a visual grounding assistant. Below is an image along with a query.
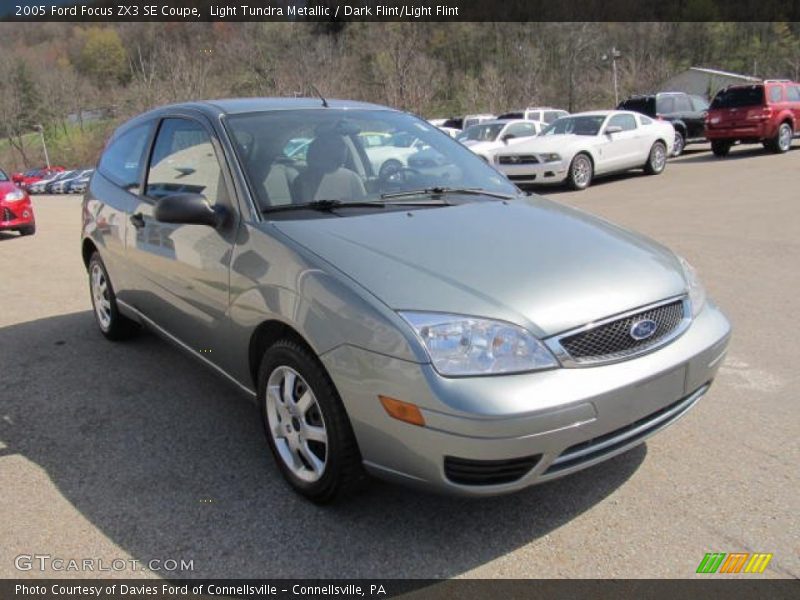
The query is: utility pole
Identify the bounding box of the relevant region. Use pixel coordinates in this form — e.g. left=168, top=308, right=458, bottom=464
left=602, top=47, right=622, bottom=106
left=36, top=124, right=50, bottom=168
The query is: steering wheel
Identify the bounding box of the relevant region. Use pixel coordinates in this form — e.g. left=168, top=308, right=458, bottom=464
left=382, top=166, right=422, bottom=186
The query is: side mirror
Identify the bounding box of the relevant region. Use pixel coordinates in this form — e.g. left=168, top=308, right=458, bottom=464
left=153, top=193, right=226, bottom=227
left=605, top=125, right=623, bottom=135
left=501, top=134, right=516, bottom=144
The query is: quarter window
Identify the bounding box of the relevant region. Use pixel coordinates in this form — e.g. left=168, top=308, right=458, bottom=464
left=673, top=95, right=693, bottom=112
left=97, top=123, right=152, bottom=192
left=607, top=114, right=637, bottom=131
left=146, top=118, right=227, bottom=205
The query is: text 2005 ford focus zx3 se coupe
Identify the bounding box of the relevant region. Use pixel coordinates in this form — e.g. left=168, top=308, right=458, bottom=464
left=81, top=98, right=731, bottom=502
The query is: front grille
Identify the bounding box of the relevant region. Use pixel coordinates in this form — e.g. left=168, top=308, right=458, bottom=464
left=444, top=455, right=541, bottom=486
left=498, top=155, right=539, bottom=165
left=558, top=299, right=686, bottom=364
left=544, top=383, right=709, bottom=474
left=508, top=175, right=537, bottom=181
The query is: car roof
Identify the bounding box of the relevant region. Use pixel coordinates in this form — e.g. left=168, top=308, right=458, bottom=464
left=571, top=110, right=618, bottom=117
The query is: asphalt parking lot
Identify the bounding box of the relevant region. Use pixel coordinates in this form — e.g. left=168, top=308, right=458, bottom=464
left=1, top=142, right=798, bottom=579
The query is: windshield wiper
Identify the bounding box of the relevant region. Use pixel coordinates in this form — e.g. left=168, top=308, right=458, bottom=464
left=380, top=187, right=517, bottom=201
left=263, top=198, right=455, bottom=214
left=262, top=199, right=387, bottom=214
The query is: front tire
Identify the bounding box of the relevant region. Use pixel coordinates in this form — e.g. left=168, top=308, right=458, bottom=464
left=711, top=141, right=732, bottom=157
left=258, top=340, right=365, bottom=503
left=644, top=141, right=668, bottom=175
left=19, top=224, right=35, bottom=236
left=567, top=153, right=593, bottom=190
left=88, top=252, right=138, bottom=340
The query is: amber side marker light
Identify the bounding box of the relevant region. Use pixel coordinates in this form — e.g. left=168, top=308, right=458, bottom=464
left=379, top=396, right=425, bottom=426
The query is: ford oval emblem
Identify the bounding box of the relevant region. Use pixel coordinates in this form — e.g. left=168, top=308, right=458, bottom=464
left=630, top=319, right=658, bottom=341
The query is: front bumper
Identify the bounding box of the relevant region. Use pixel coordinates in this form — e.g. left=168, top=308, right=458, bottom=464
left=496, top=160, right=568, bottom=186
left=322, top=302, right=731, bottom=496
left=0, top=201, right=35, bottom=231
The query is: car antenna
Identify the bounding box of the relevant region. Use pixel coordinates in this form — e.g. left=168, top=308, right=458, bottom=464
left=309, top=84, right=329, bottom=108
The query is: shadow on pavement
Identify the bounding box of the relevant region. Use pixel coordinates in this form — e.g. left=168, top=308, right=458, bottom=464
left=0, top=311, right=646, bottom=578
left=674, top=144, right=799, bottom=164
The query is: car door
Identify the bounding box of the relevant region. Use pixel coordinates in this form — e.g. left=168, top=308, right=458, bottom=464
left=687, top=95, right=710, bottom=140
left=125, top=114, right=239, bottom=356
left=598, top=114, right=641, bottom=172
left=88, top=120, right=155, bottom=301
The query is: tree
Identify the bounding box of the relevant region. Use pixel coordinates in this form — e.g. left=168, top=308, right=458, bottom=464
left=76, top=27, right=130, bottom=88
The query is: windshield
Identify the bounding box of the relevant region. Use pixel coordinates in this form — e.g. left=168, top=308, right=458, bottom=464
left=457, top=123, right=505, bottom=142
left=226, top=109, right=518, bottom=212
left=541, top=115, right=606, bottom=136
left=710, top=86, right=765, bottom=109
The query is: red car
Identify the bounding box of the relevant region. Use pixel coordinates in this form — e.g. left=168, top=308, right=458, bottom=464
left=705, top=80, right=800, bottom=156
left=0, top=169, right=36, bottom=236
left=11, top=166, right=65, bottom=189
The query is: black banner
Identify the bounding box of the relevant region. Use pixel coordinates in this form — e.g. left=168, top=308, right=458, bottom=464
left=3, top=0, right=800, bottom=22
left=1, top=580, right=798, bottom=600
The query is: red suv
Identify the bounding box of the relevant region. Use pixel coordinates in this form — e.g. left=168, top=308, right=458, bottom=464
left=705, top=80, right=800, bottom=157
left=0, top=169, right=36, bottom=236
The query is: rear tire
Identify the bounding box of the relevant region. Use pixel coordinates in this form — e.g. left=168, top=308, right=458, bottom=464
left=672, top=130, right=685, bottom=157
left=711, top=141, right=732, bottom=157
left=88, top=252, right=138, bottom=340
left=769, top=122, right=793, bottom=154
left=644, top=141, right=668, bottom=175
left=567, top=153, right=593, bottom=190
left=258, top=340, right=366, bottom=503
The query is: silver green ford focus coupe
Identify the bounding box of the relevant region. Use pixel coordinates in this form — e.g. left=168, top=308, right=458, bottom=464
left=81, top=98, right=731, bottom=502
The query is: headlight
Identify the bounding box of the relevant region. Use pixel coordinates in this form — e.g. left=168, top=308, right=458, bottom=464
left=399, top=312, right=558, bottom=376
left=679, top=256, right=706, bottom=317
left=4, top=189, right=25, bottom=202
left=540, top=153, right=561, bottom=162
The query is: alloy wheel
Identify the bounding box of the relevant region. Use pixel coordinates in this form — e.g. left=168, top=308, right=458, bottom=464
left=778, top=124, right=792, bottom=152
left=90, top=263, right=112, bottom=330
left=572, top=155, right=592, bottom=188
left=651, top=143, right=667, bottom=172
left=265, top=366, right=328, bottom=483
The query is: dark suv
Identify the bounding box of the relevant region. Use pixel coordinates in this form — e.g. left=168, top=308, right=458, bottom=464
left=617, top=92, right=709, bottom=156
left=705, top=81, right=800, bottom=157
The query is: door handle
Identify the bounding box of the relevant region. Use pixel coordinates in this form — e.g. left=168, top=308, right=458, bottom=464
left=130, top=212, right=145, bottom=229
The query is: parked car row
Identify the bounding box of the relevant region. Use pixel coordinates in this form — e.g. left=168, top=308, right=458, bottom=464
left=25, top=168, right=94, bottom=194
left=437, top=79, right=798, bottom=190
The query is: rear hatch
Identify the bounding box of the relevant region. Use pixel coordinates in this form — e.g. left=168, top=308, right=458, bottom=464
left=618, top=96, right=656, bottom=117
left=708, top=85, right=767, bottom=127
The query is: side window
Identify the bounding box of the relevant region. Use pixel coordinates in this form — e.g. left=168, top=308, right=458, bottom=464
left=543, top=111, right=563, bottom=124
left=691, top=96, right=710, bottom=111
left=506, top=123, right=536, bottom=137
left=97, top=123, right=152, bottom=193
left=607, top=114, right=637, bottom=131
left=787, top=86, right=800, bottom=102
left=146, top=118, right=227, bottom=205
left=674, top=95, right=693, bottom=112
left=768, top=86, right=784, bottom=103
left=639, top=115, right=654, bottom=125
left=657, top=96, right=676, bottom=114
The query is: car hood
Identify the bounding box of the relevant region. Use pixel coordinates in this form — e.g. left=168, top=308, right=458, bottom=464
left=496, top=134, right=588, bottom=155
left=272, top=197, right=687, bottom=337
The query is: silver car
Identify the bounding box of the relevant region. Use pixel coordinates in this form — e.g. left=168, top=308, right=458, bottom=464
left=81, top=98, right=731, bottom=502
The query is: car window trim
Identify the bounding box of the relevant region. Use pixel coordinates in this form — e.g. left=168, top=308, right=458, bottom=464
left=96, top=120, right=156, bottom=196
